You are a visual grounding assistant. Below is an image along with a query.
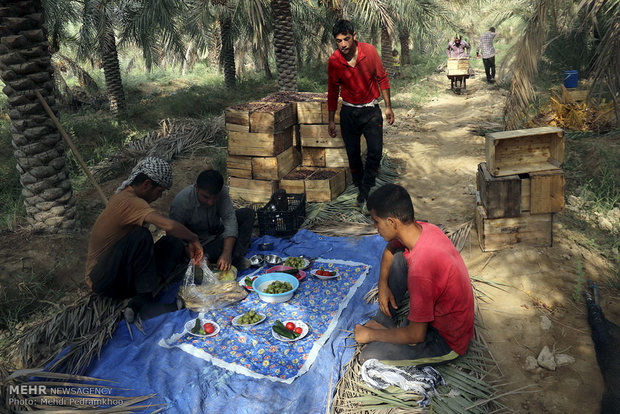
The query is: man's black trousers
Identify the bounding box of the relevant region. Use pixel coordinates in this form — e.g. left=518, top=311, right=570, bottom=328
left=339, top=104, right=383, bottom=193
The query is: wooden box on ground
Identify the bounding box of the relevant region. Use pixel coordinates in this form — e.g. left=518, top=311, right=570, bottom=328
left=228, top=126, right=293, bottom=157
left=477, top=162, right=521, bottom=218
left=302, top=140, right=367, bottom=168
left=297, top=101, right=323, bottom=124
left=227, top=155, right=253, bottom=179
left=300, top=124, right=343, bottom=147
left=279, top=167, right=317, bottom=194
left=305, top=168, right=346, bottom=202
left=252, top=147, right=300, bottom=180
left=229, top=177, right=278, bottom=204
left=521, top=170, right=565, bottom=214
left=475, top=205, right=553, bottom=252
left=485, top=127, right=564, bottom=176
left=447, top=58, right=469, bottom=76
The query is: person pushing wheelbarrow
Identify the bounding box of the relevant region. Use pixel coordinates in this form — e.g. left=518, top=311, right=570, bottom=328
left=446, top=35, right=471, bottom=92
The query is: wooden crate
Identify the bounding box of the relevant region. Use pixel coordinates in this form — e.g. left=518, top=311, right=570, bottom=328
left=300, top=124, right=344, bottom=147
left=229, top=177, right=278, bottom=203
left=476, top=205, right=553, bottom=252
left=224, top=106, right=251, bottom=127
left=227, top=155, right=252, bottom=179
left=321, top=100, right=342, bottom=123
left=226, top=123, right=249, bottom=133
left=297, top=101, right=323, bottom=124
left=249, top=102, right=295, bottom=133
left=485, top=127, right=564, bottom=176
left=302, top=147, right=326, bottom=167
left=228, top=126, right=293, bottom=156
left=476, top=162, right=521, bottom=218
left=251, top=147, right=300, bottom=181
left=305, top=168, right=346, bottom=202
left=293, top=124, right=301, bottom=149
left=526, top=170, right=565, bottom=214
left=447, top=58, right=469, bottom=76
left=279, top=166, right=316, bottom=194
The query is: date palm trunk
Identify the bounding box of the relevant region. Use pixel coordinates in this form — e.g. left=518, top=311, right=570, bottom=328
left=399, top=27, right=410, bottom=65
left=100, top=23, right=125, bottom=115
left=0, top=0, right=76, bottom=232
left=220, top=14, right=236, bottom=88
left=380, top=25, right=393, bottom=77
left=271, top=0, right=297, bottom=91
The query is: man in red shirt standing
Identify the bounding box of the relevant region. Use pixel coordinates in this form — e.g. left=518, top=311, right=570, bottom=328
left=327, top=20, right=395, bottom=206
left=355, top=184, right=474, bottom=366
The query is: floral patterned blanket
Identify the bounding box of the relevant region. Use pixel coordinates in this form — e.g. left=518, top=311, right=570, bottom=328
left=161, top=258, right=370, bottom=383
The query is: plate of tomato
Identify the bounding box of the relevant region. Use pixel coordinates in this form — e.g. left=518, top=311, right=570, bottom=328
left=271, top=320, right=309, bottom=342
left=185, top=318, right=220, bottom=338
left=311, top=268, right=339, bottom=280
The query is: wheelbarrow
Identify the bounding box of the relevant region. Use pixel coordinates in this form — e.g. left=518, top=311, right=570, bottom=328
left=447, top=58, right=470, bottom=93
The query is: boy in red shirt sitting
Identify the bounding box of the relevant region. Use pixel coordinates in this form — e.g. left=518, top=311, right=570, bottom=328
left=355, top=184, right=474, bottom=365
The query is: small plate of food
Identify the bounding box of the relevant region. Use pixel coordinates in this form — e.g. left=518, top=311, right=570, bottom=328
left=185, top=318, right=220, bottom=337
left=311, top=267, right=339, bottom=280
left=271, top=320, right=309, bottom=342
left=239, top=275, right=259, bottom=291
left=284, top=256, right=311, bottom=270
left=231, top=310, right=267, bottom=327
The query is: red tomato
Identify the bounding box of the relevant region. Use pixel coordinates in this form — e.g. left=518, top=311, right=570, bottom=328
left=294, top=327, right=303, bottom=334
left=203, top=323, right=215, bottom=334
left=285, top=322, right=296, bottom=331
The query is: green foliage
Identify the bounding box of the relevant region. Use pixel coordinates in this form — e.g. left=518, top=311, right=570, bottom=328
left=581, top=157, right=620, bottom=211
left=572, top=258, right=586, bottom=302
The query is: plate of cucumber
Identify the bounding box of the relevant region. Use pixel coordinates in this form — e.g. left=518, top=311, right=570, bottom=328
left=283, top=256, right=310, bottom=270
left=271, top=319, right=309, bottom=342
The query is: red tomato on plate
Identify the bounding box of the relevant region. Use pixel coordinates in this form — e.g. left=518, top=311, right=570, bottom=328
left=203, top=323, right=215, bottom=334
left=286, top=322, right=296, bottom=331
left=294, top=327, right=303, bottom=334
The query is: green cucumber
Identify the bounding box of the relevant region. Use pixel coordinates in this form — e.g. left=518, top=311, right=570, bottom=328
left=273, top=320, right=300, bottom=339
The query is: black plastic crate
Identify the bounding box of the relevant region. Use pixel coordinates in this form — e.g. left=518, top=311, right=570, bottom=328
left=257, top=193, right=306, bottom=237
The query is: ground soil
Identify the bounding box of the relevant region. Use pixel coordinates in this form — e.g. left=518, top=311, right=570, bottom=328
left=385, top=73, right=619, bottom=413
left=1, top=72, right=618, bottom=413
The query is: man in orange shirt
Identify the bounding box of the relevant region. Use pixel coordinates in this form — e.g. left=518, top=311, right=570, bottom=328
left=86, top=157, right=203, bottom=321
left=327, top=19, right=395, bottom=207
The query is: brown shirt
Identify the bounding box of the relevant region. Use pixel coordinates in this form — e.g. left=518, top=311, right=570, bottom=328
left=85, top=187, right=155, bottom=286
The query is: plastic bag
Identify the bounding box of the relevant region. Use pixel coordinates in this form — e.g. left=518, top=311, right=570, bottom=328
left=178, top=258, right=247, bottom=312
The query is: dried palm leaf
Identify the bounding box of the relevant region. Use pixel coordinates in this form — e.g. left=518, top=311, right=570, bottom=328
left=303, top=155, right=400, bottom=231
left=92, top=116, right=225, bottom=182
left=17, top=294, right=126, bottom=375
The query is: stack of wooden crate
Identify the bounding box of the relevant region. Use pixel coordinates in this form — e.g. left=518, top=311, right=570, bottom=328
left=225, top=101, right=298, bottom=203
left=476, top=126, right=565, bottom=251
left=226, top=92, right=353, bottom=204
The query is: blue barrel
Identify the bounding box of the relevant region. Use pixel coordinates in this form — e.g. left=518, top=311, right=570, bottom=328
left=564, top=70, right=578, bottom=88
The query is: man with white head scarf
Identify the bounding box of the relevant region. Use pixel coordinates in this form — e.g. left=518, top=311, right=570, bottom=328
left=85, top=157, right=203, bottom=320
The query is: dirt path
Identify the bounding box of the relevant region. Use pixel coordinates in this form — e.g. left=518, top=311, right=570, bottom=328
left=385, top=73, right=615, bottom=413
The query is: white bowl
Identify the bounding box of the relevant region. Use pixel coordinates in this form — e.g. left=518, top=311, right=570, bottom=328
left=252, top=273, right=300, bottom=304
left=310, top=269, right=339, bottom=280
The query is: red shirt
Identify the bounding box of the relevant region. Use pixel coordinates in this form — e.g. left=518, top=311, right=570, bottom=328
left=327, top=41, right=390, bottom=111
left=392, top=222, right=474, bottom=355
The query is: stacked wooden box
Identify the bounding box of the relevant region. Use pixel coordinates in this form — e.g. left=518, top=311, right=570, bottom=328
left=476, top=126, right=565, bottom=251
left=226, top=101, right=298, bottom=203
left=226, top=92, right=352, bottom=204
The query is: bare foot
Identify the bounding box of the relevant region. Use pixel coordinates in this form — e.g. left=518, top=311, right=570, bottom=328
left=363, top=319, right=388, bottom=330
